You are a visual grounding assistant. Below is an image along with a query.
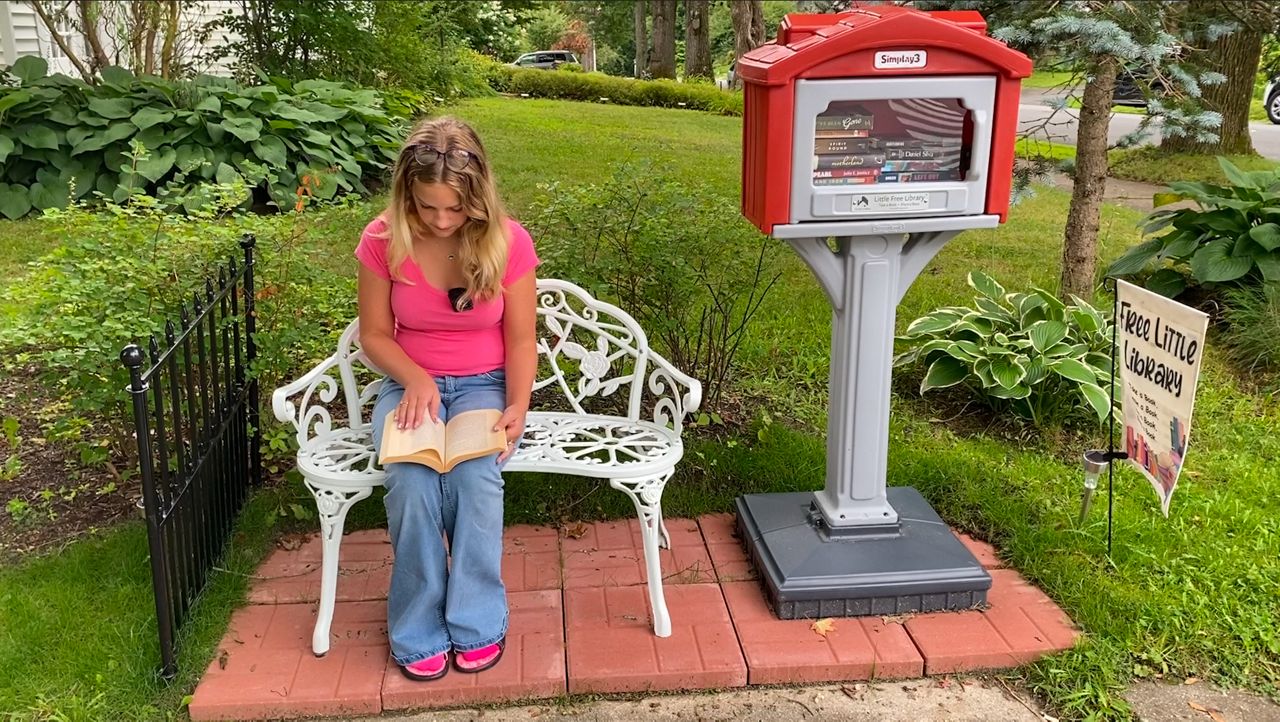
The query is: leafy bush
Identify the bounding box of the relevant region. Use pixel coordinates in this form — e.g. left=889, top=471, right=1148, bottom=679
left=209, top=0, right=501, bottom=100
left=0, top=56, right=403, bottom=218
left=1107, top=157, right=1280, bottom=298
left=894, top=272, right=1117, bottom=427
left=1220, top=283, right=1280, bottom=374
left=525, top=161, right=782, bottom=409
left=488, top=65, right=744, bottom=116
left=0, top=189, right=370, bottom=473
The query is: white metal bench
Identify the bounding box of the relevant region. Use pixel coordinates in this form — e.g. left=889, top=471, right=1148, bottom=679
left=272, top=279, right=702, bottom=655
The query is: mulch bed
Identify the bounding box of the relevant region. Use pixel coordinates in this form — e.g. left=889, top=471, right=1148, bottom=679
left=0, top=368, right=141, bottom=564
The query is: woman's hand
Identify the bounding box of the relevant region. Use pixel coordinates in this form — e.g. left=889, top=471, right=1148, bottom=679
left=395, top=374, right=441, bottom=430
left=494, top=404, right=527, bottom=462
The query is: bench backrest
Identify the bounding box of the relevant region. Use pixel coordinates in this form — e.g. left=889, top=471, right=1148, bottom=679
left=274, top=279, right=701, bottom=449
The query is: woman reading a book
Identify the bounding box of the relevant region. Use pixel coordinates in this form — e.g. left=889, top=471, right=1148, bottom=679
left=355, top=116, right=539, bottom=681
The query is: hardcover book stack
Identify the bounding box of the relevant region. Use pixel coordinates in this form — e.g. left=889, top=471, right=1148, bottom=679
left=811, top=99, right=965, bottom=187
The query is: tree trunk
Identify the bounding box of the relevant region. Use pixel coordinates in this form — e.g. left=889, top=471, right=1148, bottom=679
left=1160, top=27, right=1262, bottom=155
left=143, top=3, right=159, bottom=76
left=750, top=0, right=766, bottom=47
left=29, top=1, right=94, bottom=81
left=684, top=0, right=713, bottom=80
left=647, top=0, right=676, bottom=79
left=159, top=0, right=180, bottom=79
left=633, top=0, right=648, bottom=78
left=731, top=0, right=765, bottom=89
left=1061, top=57, right=1119, bottom=300
left=75, top=0, right=112, bottom=76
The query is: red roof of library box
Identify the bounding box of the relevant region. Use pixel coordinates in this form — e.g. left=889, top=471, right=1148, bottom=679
left=737, top=6, right=1033, bottom=233
left=737, top=6, right=1032, bottom=85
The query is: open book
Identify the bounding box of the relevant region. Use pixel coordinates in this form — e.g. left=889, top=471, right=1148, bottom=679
left=378, top=408, right=506, bottom=472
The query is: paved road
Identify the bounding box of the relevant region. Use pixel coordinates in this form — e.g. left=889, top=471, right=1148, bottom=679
left=1018, top=89, right=1280, bottom=160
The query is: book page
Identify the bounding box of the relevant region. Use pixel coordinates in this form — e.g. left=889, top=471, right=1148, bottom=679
left=443, top=408, right=507, bottom=468
left=379, top=409, right=446, bottom=465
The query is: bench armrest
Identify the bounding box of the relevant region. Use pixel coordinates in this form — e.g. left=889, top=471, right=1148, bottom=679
left=646, top=353, right=703, bottom=433
left=272, top=353, right=343, bottom=449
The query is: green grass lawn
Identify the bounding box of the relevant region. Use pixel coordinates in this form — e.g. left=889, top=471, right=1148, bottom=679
left=0, top=217, right=62, bottom=278
left=1109, top=146, right=1280, bottom=186
left=1025, top=70, right=1077, bottom=89
left=1, top=97, right=1277, bottom=720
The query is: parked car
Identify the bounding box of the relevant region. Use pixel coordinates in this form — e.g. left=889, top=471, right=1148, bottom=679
left=1264, top=73, right=1280, bottom=124
left=1112, top=68, right=1165, bottom=108
left=511, top=50, right=579, bottom=70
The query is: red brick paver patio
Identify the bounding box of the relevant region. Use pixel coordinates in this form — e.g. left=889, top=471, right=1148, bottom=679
left=188, top=514, right=1079, bottom=720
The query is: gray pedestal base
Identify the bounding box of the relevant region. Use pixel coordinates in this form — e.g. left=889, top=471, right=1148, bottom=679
left=735, top=487, right=991, bottom=619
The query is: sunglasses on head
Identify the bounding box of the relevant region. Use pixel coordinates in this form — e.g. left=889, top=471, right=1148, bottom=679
left=447, top=287, right=473, bottom=313
left=412, top=143, right=475, bottom=172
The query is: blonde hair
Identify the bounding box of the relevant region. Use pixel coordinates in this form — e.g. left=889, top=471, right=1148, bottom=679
left=380, top=116, right=509, bottom=305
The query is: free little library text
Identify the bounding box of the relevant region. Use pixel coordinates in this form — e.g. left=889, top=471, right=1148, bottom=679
left=378, top=408, right=507, bottom=472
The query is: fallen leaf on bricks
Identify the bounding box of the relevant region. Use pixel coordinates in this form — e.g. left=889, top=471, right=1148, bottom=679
left=810, top=618, right=836, bottom=637
left=217, top=649, right=229, bottom=670
left=563, top=522, right=589, bottom=539
left=1184, top=677, right=1200, bottom=685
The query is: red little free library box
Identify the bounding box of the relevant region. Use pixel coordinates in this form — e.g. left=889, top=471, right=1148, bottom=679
left=739, top=6, right=1032, bottom=236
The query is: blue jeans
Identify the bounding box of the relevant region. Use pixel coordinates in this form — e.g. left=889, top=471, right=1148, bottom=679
left=371, top=371, right=510, bottom=666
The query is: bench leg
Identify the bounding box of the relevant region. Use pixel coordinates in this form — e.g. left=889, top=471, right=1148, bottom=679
left=304, top=478, right=372, bottom=656
left=610, top=471, right=673, bottom=638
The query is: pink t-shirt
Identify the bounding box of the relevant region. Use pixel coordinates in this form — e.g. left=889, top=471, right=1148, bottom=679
left=355, top=217, right=540, bottom=377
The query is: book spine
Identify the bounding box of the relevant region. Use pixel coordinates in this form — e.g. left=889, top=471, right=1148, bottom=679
left=885, top=147, right=959, bottom=160
left=878, top=170, right=962, bottom=183
left=814, top=129, right=872, bottom=138
left=815, top=114, right=874, bottom=131
left=814, top=137, right=878, bottom=154
left=812, top=167, right=881, bottom=178
left=879, top=137, right=963, bottom=149
left=881, top=160, right=958, bottom=172
left=813, top=176, right=879, bottom=186
left=813, top=153, right=887, bottom=170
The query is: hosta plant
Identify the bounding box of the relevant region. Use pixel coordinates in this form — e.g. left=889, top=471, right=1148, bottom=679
left=0, top=56, right=403, bottom=218
left=894, top=272, right=1117, bottom=427
left=1107, top=157, right=1280, bottom=298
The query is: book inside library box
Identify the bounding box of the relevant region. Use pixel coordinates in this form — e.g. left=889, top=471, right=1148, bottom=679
left=810, top=98, right=973, bottom=187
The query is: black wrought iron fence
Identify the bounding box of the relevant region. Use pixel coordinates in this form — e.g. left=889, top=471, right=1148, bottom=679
left=121, top=233, right=261, bottom=678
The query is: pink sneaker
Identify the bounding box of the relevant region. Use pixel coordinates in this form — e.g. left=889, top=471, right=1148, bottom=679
left=400, top=651, right=449, bottom=681
left=453, top=639, right=505, bottom=673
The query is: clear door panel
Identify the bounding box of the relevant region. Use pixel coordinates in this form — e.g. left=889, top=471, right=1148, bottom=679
left=811, top=98, right=972, bottom=188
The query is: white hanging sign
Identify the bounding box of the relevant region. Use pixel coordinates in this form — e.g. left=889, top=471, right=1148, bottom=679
left=1115, top=280, right=1209, bottom=517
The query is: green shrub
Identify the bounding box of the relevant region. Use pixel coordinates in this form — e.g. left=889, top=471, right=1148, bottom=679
left=378, top=87, right=442, bottom=122
left=209, top=0, right=495, bottom=101
left=490, top=66, right=744, bottom=116
left=0, top=56, right=404, bottom=218
left=525, top=160, right=782, bottom=409
left=1220, top=283, right=1280, bottom=374
left=0, top=190, right=370, bottom=476
left=894, top=272, right=1117, bottom=427
left=472, top=52, right=516, bottom=94
left=1107, top=157, right=1280, bottom=298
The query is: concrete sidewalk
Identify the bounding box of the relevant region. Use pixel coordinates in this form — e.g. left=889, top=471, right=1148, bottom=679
left=1041, top=173, right=1193, bottom=215
left=373, top=677, right=1050, bottom=721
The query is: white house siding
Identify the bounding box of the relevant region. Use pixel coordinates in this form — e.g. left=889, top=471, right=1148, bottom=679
left=2, top=1, right=239, bottom=77
left=2, top=2, right=46, bottom=68
left=186, top=0, right=239, bottom=76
